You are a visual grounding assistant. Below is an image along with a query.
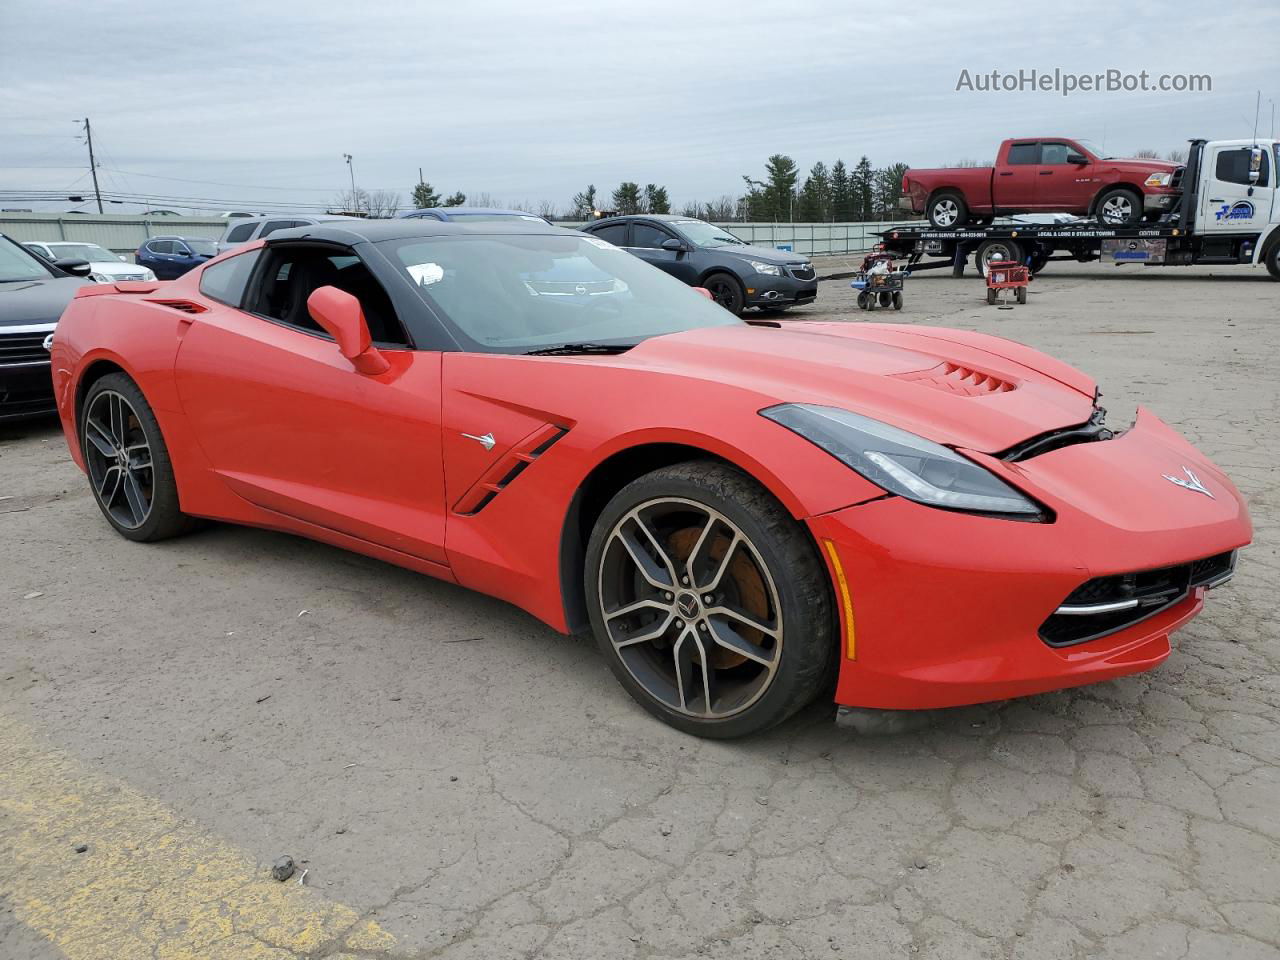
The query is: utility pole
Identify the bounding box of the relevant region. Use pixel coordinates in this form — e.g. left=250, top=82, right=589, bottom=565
left=82, top=118, right=103, bottom=213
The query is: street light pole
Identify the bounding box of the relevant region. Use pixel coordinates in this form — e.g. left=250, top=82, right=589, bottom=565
left=343, top=153, right=357, bottom=211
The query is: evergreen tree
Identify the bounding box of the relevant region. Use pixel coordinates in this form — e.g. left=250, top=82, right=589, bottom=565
left=797, top=161, right=831, bottom=221
left=873, top=163, right=909, bottom=219
left=411, top=182, right=440, bottom=209
left=442, top=191, right=466, bottom=207
left=742, top=154, right=799, bottom=221
left=570, top=184, right=597, bottom=218
left=829, top=160, right=852, bottom=221
left=853, top=156, right=874, bottom=220
left=612, top=182, right=643, bottom=215
left=643, top=184, right=671, bottom=214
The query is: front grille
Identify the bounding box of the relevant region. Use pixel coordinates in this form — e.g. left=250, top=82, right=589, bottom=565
left=0, top=332, right=51, bottom=366
left=788, top=264, right=816, bottom=282
left=1040, top=550, right=1236, bottom=647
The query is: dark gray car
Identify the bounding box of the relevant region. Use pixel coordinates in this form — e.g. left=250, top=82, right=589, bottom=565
left=0, top=234, right=89, bottom=420
left=579, top=215, right=817, bottom=315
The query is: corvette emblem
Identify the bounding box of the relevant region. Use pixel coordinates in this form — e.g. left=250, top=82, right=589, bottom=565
left=461, top=431, right=496, bottom=451
left=1163, top=466, right=1213, bottom=499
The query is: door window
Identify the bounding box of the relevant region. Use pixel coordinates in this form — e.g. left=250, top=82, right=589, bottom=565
left=1006, top=143, right=1040, bottom=165
left=587, top=223, right=628, bottom=246
left=1215, top=148, right=1270, bottom=187
left=148, top=240, right=175, bottom=255
left=1039, top=142, right=1074, bottom=165
left=259, top=219, right=303, bottom=237
left=199, top=249, right=261, bottom=307
left=245, top=244, right=411, bottom=346
left=630, top=223, right=675, bottom=249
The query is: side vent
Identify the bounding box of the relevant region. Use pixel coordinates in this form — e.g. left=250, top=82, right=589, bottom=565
left=894, top=361, right=1017, bottom=397
left=146, top=299, right=208, bottom=315
left=453, top=424, right=568, bottom=516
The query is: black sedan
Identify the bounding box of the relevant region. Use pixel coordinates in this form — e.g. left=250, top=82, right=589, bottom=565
left=579, top=215, right=817, bottom=315
left=0, top=234, right=89, bottom=420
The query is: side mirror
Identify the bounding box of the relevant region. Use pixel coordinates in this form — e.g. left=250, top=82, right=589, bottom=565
left=53, top=258, right=92, bottom=277
left=307, top=285, right=389, bottom=375
left=661, top=237, right=688, bottom=252
left=1067, top=153, right=1088, bottom=165
left=1248, top=146, right=1263, bottom=184
left=118, top=255, right=128, bottom=262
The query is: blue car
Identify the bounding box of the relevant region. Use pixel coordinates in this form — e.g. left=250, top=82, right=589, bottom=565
left=398, top=206, right=550, bottom=225
left=135, top=236, right=219, bottom=279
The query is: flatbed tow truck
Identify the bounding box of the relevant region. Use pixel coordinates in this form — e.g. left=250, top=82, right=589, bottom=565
left=879, top=139, right=1280, bottom=281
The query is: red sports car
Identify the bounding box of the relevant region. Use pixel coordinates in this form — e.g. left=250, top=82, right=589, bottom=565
left=50, top=220, right=1251, bottom=738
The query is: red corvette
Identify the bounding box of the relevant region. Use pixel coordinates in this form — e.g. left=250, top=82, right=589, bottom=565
left=50, top=220, right=1251, bottom=737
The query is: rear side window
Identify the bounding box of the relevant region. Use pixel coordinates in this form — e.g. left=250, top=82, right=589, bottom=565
left=1007, top=143, right=1040, bottom=165
left=148, top=240, right=175, bottom=254
left=225, top=221, right=259, bottom=243
left=588, top=223, right=628, bottom=245
left=1215, top=148, right=1270, bottom=187
left=259, top=219, right=302, bottom=237
left=199, top=249, right=261, bottom=307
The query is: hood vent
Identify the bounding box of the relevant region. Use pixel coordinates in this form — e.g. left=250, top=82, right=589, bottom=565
left=894, top=361, right=1017, bottom=397
left=147, top=299, right=208, bottom=315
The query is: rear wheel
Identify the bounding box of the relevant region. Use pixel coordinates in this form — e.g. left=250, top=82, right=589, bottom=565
left=1095, top=188, right=1142, bottom=226
left=974, top=239, right=1023, bottom=277
left=703, top=272, right=746, bottom=315
left=80, top=373, right=195, bottom=542
left=1266, top=241, right=1280, bottom=281
left=892, top=291, right=903, bottom=310
left=878, top=291, right=892, bottom=308
left=928, top=192, right=968, bottom=229
left=584, top=462, right=835, bottom=738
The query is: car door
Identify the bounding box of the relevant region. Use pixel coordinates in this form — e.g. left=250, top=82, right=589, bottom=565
left=1200, top=145, right=1273, bottom=235
left=995, top=142, right=1041, bottom=210
left=1035, top=141, right=1087, bottom=210
left=172, top=241, right=449, bottom=567
left=140, top=239, right=177, bottom=278
left=625, top=221, right=700, bottom=283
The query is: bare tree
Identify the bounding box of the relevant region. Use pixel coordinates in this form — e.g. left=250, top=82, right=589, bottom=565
left=704, top=195, right=738, bottom=221
left=366, top=190, right=402, bottom=218
left=536, top=199, right=559, bottom=220
left=1166, top=148, right=1188, bottom=163
left=1132, top=148, right=1162, bottom=159
left=333, top=187, right=370, bottom=216
left=469, top=192, right=501, bottom=208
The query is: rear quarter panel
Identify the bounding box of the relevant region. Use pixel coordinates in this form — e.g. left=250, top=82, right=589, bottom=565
left=906, top=166, right=994, bottom=212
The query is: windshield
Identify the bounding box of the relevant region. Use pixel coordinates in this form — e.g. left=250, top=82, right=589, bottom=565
left=51, top=243, right=115, bottom=262
left=672, top=219, right=747, bottom=248
left=385, top=233, right=740, bottom=352
left=1073, top=139, right=1112, bottom=160
left=186, top=239, right=218, bottom=256
left=0, top=236, right=56, bottom=282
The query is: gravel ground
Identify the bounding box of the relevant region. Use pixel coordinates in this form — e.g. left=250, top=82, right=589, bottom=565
left=2, top=261, right=1278, bottom=959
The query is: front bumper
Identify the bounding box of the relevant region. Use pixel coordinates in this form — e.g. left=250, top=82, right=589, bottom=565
left=0, top=361, right=56, bottom=420
left=745, top=274, right=817, bottom=308
left=808, top=407, right=1251, bottom=710
left=1144, top=190, right=1179, bottom=213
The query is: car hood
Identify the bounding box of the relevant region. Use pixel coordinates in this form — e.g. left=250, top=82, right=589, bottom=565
left=623, top=321, right=1097, bottom=453
left=706, top=243, right=809, bottom=265
left=87, top=261, right=150, bottom=276
left=0, top=275, right=87, bottom=327
left=1104, top=157, right=1180, bottom=172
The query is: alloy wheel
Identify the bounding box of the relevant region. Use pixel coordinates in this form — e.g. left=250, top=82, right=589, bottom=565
left=597, top=497, right=783, bottom=719
left=1101, top=195, right=1133, bottom=224
left=932, top=199, right=959, bottom=227
left=705, top=276, right=743, bottom=314
left=83, top=390, right=154, bottom=529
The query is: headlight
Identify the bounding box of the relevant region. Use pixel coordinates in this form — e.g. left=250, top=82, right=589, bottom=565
left=141, top=269, right=157, bottom=281
left=747, top=260, right=782, bottom=276
left=1144, top=171, right=1173, bottom=187
left=89, top=272, right=111, bottom=283
left=761, top=403, right=1043, bottom=517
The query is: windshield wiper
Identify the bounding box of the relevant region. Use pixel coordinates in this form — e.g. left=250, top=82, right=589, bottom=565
left=523, top=342, right=635, bottom=357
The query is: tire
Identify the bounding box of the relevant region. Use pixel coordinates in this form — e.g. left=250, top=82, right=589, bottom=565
left=80, top=372, right=196, bottom=542
left=928, top=192, right=969, bottom=229
left=892, top=292, right=903, bottom=310
left=1265, top=241, right=1280, bottom=281
left=1095, top=188, right=1142, bottom=226
left=584, top=461, right=836, bottom=739
left=702, top=272, right=746, bottom=316
left=1028, top=251, right=1049, bottom=275
left=856, top=291, right=871, bottom=310
left=974, top=239, right=1023, bottom=278
left=986, top=288, right=998, bottom=305
left=1016, top=286, right=1027, bottom=305
left=877, top=291, right=891, bottom=308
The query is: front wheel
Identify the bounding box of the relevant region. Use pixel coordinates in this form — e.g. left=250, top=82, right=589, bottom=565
left=1095, top=188, right=1142, bottom=226
left=703, top=273, right=746, bottom=316
left=856, top=290, right=871, bottom=310
left=80, top=372, right=196, bottom=542
left=974, top=239, right=1023, bottom=277
left=584, top=462, right=836, bottom=738
left=1265, top=242, right=1280, bottom=281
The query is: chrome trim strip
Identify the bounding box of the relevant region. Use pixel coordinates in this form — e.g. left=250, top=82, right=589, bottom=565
left=1204, top=571, right=1234, bottom=589
left=0, top=359, right=52, bottom=369
left=0, top=322, right=58, bottom=334
left=1053, top=598, right=1141, bottom=616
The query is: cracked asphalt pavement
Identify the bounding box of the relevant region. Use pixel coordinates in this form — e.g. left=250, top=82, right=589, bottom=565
left=2, top=261, right=1278, bottom=959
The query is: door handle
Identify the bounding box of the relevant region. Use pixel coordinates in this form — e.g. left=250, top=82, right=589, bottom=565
left=1039, top=171, right=1053, bottom=176
left=998, top=172, right=1013, bottom=176
left=1208, top=198, right=1224, bottom=203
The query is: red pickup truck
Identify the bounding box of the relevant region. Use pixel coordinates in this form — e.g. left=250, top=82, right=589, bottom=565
left=900, top=138, right=1182, bottom=228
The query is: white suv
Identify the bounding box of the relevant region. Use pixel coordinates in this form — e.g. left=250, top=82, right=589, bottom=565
left=217, top=215, right=360, bottom=252
left=23, top=241, right=156, bottom=282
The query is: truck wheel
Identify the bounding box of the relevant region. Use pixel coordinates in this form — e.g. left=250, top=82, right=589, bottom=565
left=1095, top=188, right=1142, bottom=226
left=1266, top=242, right=1280, bottom=281
left=928, top=192, right=968, bottom=228
left=1028, top=251, right=1049, bottom=275
left=974, top=239, right=1022, bottom=277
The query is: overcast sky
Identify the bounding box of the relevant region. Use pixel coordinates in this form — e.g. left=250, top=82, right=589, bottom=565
left=2, top=0, right=1276, bottom=214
